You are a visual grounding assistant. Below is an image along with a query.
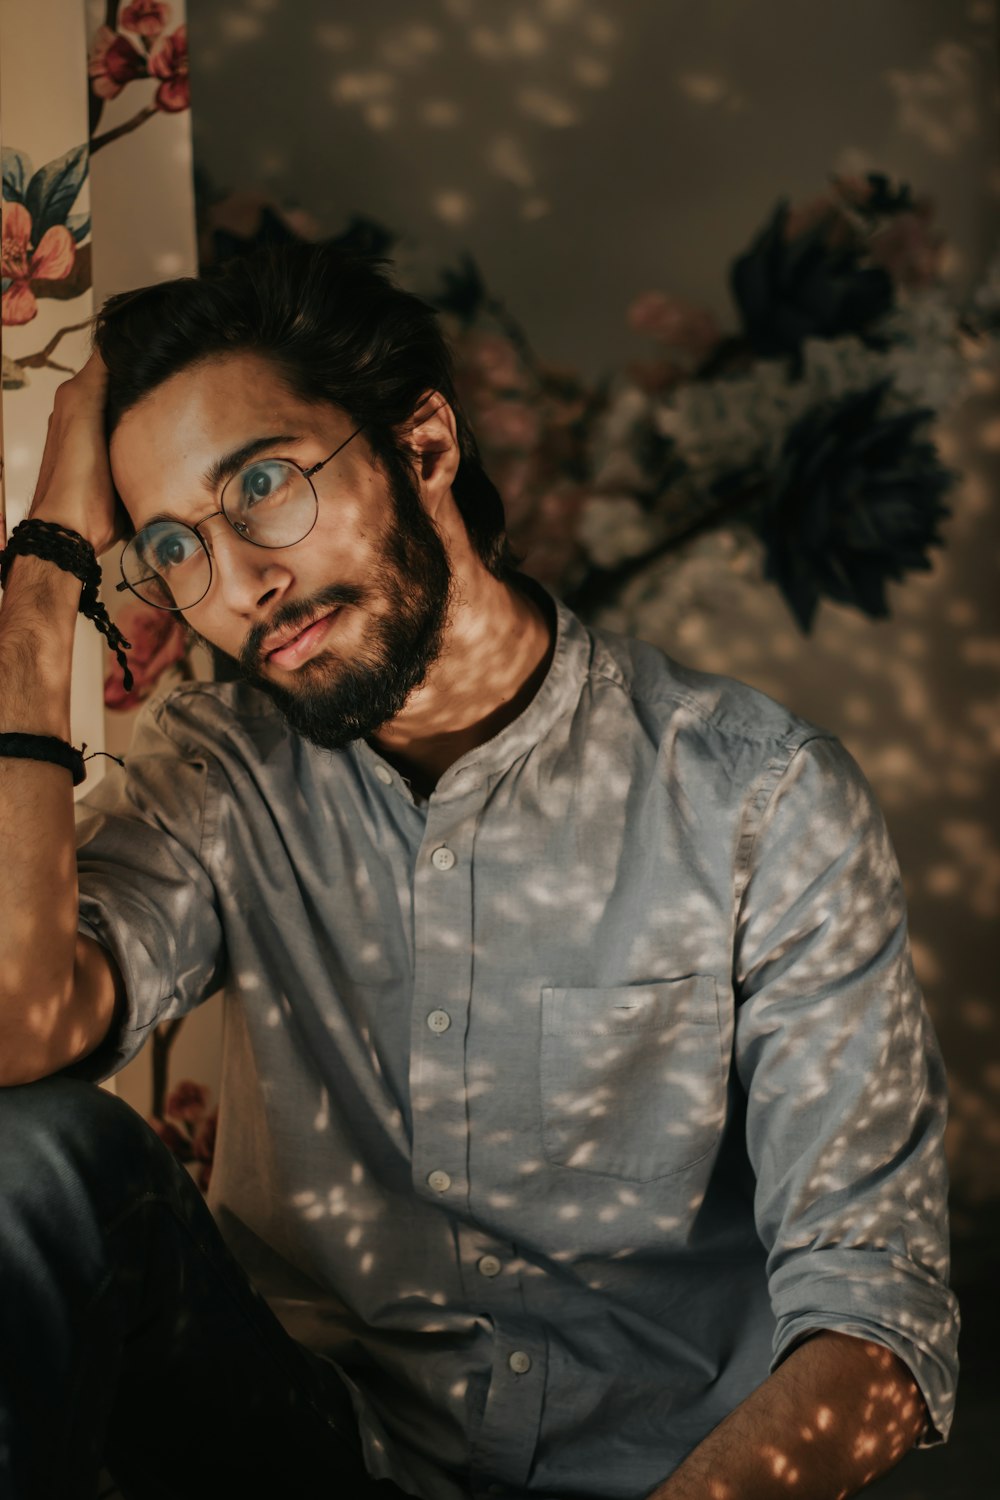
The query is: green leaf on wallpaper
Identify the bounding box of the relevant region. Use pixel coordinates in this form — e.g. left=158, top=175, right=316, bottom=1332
left=67, top=212, right=92, bottom=244
left=25, top=143, right=89, bottom=241
left=2, top=355, right=28, bottom=390
left=1, top=147, right=34, bottom=204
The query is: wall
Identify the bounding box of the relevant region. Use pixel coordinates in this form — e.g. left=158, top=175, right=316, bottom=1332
left=180, top=0, right=1000, bottom=1211
left=189, top=0, right=999, bottom=372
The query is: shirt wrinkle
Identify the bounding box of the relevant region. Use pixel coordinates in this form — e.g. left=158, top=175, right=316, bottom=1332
left=69, top=575, right=959, bottom=1499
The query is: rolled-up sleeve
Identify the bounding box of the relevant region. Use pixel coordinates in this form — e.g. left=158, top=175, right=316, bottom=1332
left=733, top=733, right=959, bottom=1443
left=61, top=690, right=226, bottom=1085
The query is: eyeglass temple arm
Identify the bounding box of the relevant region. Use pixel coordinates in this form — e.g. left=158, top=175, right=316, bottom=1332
left=302, top=424, right=365, bottom=480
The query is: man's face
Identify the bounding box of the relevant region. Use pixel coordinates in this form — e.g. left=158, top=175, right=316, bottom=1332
left=110, top=351, right=453, bottom=749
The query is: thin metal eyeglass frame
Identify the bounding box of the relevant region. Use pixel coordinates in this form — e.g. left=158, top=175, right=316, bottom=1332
left=116, top=424, right=365, bottom=612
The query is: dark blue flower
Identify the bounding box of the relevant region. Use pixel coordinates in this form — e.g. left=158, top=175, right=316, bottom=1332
left=731, top=200, right=894, bottom=365
left=756, top=380, right=953, bottom=631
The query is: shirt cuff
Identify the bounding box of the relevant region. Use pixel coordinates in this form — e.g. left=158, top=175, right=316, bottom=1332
left=56, top=915, right=159, bottom=1085
left=768, top=1247, right=960, bottom=1445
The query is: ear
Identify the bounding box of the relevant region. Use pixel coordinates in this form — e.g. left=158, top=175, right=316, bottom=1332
left=402, top=390, right=460, bottom=513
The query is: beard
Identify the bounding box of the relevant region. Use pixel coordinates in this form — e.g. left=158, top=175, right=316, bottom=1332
left=197, top=459, right=454, bottom=752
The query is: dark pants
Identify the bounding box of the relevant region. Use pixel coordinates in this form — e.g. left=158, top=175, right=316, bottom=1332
left=0, top=1076, right=410, bottom=1500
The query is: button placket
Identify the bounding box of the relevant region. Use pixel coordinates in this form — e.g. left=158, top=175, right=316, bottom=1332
left=469, top=1322, right=548, bottom=1493
left=409, top=808, right=475, bottom=1204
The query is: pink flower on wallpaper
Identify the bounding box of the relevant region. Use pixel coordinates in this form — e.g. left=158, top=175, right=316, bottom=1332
left=150, top=1116, right=195, bottom=1161
left=88, top=25, right=147, bottom=99
left=475, top=397, right=542, bottom=452
left=120, top=0, right=171, bottom=40
left=464, top=332, right=529, bottom=394
left=150, top=25, right=190, bottom=113
left=193, top=1109, right=218, bottom=1164
left=870, top=211, right=945, bottom=291
left=1, top=201, right=76, bottom=325
left=627, top=291, right=722, bottom=366
left=166, top=1079, right=210, bottom=1122
left=103, top=600, right=188, bottom=710
left=513, top=483, right=587, bottom=590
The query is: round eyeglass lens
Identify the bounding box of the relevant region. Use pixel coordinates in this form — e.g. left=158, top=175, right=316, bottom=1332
left=122, top=519, right=211, bottom=610
left=222, top=459, right=317, bottom=548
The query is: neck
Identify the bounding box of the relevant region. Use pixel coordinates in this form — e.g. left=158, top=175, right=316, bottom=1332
left=368, top=570, right=555, bottom=797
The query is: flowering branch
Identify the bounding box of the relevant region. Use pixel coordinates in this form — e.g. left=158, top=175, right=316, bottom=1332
left=566, top=481, right=766, bottom=616
left=15, top=318, right=94, bottom=373
left=90, top=103, right=158, bottom=155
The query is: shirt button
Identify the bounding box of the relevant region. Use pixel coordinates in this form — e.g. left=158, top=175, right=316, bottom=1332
left=508, top=1350, right=532, bottom=1375
left=374, top=764, right=393, bottom=785
left=427, top=1009, right=451, bottom=1034
left=431, top=845, right=456, bottom=871
left=477, top=1254, right=502, bottom=1278
left=427, top=1169, right=452, bottom=1193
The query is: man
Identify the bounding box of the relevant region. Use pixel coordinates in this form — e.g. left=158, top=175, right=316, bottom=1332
left=0, top=244, right=958, bottom=1499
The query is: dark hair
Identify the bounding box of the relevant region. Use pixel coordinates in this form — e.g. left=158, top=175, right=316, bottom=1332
left=94, top=241, right=519, bottom=578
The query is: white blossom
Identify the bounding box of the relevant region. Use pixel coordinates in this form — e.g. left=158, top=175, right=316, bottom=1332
left=652, top=294, right=979, bottom=484
left=588, top=379, right=656, bottom=491
left=577, top=496, right=666, bottom=569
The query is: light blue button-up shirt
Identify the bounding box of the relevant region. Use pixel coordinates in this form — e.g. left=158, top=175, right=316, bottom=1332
left=69, top=578, right=958, bottom=1499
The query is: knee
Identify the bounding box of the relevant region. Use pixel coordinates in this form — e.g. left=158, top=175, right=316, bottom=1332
left=0, top=1075, right=151, bottom=1192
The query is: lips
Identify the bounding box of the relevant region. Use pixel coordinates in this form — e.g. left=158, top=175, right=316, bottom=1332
left=265, top=609, right=340, bottom=669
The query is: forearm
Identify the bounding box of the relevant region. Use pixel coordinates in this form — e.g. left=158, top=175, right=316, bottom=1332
left=0, top=555, right=87, bottom=1067
left=646, top=1331, right=927, bottom=1500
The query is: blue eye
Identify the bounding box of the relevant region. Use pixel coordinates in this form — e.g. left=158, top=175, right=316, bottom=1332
left=238, top=460, right=294, bottom=508
left=140, top=522, right=201, bottom=576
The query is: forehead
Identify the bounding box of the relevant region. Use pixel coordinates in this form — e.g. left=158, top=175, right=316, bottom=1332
left=109, top=351, right=343, bottom=524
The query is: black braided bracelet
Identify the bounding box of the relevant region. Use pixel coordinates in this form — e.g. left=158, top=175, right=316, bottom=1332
left=0, top=732, right=86, bottom=785
left=0, top=732, right=124, bottom=786
left=0, top=518, right=134, bottom=691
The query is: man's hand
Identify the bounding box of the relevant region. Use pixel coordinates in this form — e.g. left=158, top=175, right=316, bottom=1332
left=645, top=1331, right=928, bottom=1500
left=27, top=349, right=125, bottom=556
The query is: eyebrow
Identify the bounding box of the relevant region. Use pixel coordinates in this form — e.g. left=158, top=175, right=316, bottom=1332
left=203, top=434, right=300, bottom=493
left=143, top=434, right=302, bottom=528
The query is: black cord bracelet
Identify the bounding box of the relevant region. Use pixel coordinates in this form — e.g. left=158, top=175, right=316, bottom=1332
left=0, top=732, right=125, bottom=786
left=0, top=733, right=86, bottom=785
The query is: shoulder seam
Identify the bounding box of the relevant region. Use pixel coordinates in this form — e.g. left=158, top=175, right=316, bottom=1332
left=732, top=732, right=838, bottom=914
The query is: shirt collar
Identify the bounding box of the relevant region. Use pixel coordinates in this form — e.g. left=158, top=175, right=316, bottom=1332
left=354, top=574, right=594, bottom=802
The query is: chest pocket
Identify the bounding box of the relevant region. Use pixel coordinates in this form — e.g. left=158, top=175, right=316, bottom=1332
left=539, top=976, right=725, bottom=1182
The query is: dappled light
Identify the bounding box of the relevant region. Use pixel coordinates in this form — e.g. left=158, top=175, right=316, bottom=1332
left=2, top=2, right=991, bottom=1494
left=661, top=1340, right=929, bottom=1498
left=69, top=570, right=959, bottom=1493
left=192, top=0, right=621, bottom=226
left=586, top=369, right=1000, bottom=1220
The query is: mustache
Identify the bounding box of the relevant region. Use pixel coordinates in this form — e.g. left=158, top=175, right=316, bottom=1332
left=239, top=583, right=365, bottom=674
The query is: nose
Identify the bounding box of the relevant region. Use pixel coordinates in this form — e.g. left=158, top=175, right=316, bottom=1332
left=202, top=513, right=294, bottom=615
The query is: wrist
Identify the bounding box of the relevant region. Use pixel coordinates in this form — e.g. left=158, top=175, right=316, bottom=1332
left=0, top=549, right=84, bottom=612
left=0, top=518, right=135, bottom=696
left=26, top=504, right=109, bottom=557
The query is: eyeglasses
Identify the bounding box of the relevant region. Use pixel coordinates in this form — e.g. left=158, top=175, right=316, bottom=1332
left=117, top=426, right=364, bottom=611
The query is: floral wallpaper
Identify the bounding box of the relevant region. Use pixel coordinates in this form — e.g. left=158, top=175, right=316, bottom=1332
left=1, top=4, right=190, bottom=404
left=0, top=0, right=197, bottom=1120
